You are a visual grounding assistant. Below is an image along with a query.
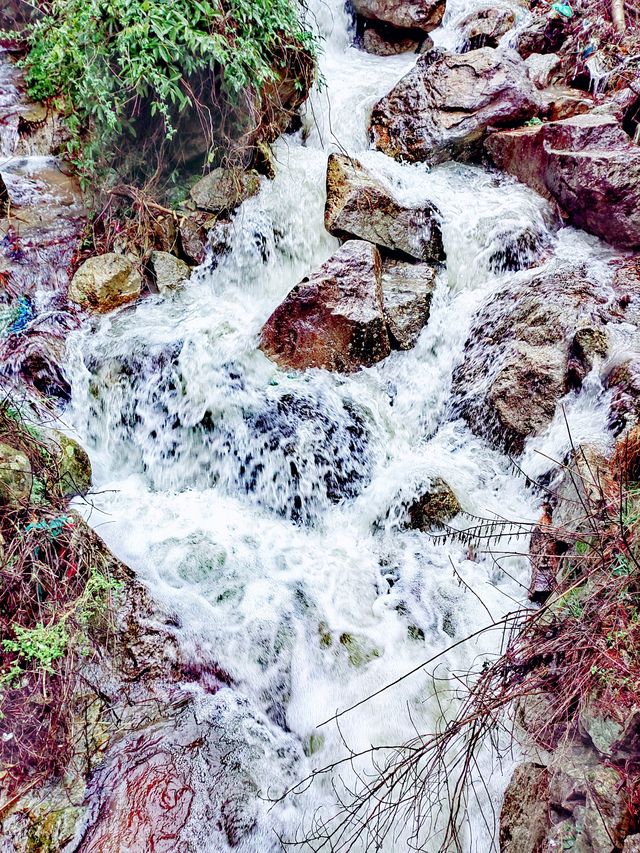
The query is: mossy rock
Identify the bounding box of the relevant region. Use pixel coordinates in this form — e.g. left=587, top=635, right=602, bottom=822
left=54, top=432, right=92, bottom=498
left=0, top=441, right=32, bottom=506
left=405, top=477, right=461, bottom=529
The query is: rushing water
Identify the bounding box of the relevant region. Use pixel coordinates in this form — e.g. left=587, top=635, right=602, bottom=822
left=63, top=2, right=617, bottom=850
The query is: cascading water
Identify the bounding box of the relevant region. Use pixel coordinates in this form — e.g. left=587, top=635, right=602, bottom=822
left=64, top=1, right=618, bottom=850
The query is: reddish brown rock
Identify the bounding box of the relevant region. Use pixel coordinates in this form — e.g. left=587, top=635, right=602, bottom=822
left=370, top=47, right=540, bottom=165
left=260, top=240, right=391, bottom=373
left=486, top=114, right=640, bottom=249
left=458, top=5, right=516, bottom=50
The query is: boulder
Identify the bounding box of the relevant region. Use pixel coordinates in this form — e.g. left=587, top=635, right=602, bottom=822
left=528, top=503, right=558, bottom=602
left=178, top=212, right=209, bottom=265
left=53, top=432, right=92, bottom=498
left=189, top=167, right=260, bottom=213
left=0, top=442, right=32, bottom=506
left=68, top=254, right=142, bottom=313
left=458, top=5, right=515, bottom=51
left=524, top=52, right=563, bottom=89
left=353, top=0, right=444, bottom=33
left=606, top=357, right=640, bottom=435
left=404, top=478, right=461, bottom=529
left=325, top=153, right=444, bottom=262
left=381, top=257, right=437, bottom=349
left=499, top=763, right=550, bottom=853
left=370, top=47, right=540, bottom=165
left=485, top=114, right=640, bottom=249
left=260, top=240, right=391, bottom=373
left=149, top=250, right=191, bottom=294
left=362, top=24, right=429, bottom=56
left=452, top=264, right=611, bottom=454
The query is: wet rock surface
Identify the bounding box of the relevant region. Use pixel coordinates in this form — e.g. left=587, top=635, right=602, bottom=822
left=380, top=257, right=437, bottom=349
left=370, top=47, right=540, bottom=165
left=189, top=167, right=261, bottom=213
left=68, top=254, right=143, bottom=313
left=486, top=114, right=640, bottom=249
left=325, top=153, right=444, bottom=262
left=149, top=250, right=191, bottom=294
left=352, top=0, right=444, bottom=33
left=260, top=239, right=391, bottom=373
left=458, top=5, right=515, bottom=51
left=452, top=264, right=612, bottom=454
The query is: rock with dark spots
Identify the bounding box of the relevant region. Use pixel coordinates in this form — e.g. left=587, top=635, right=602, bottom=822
left=485, top=114, right=640, bottom=249
left=381, top=257, right=437, bottom=349
left=178, top=212, right=209, bottom=265
left=53, top=432, right=92, bottom=498
left=149, top=250, right=191, bottom=294
left=452, top=264, right=611, bottom=454
left=325, top=153, right=444, bottom=262
left=567, top=326, right=609, bottom=388
left=539, top=86, right=595, bottom=122
left=189, top=167, right=260, bottom=213
left=500, top=763, right=550, bottom=853
left=353, top=0, right=444, bottom=33
left=68, top=254, right=142, bottom=313
left=624, top=836, right=640, bottom=852
left=404, top=478, right=461, bottom=529
left=524, top=52, right=563, bottom=89
left=458, top=5, right=515, bottom=51
left=0, top=442, right=32, bottom=506
left=260, top=240, right=391, bottom=373
left=370, top=48, right=540, bottom=165
left=362, top=24, right=427, bottom=56
left=606, top=358, right=640, bottom=434
left=514, top=13, right=568, bottom=58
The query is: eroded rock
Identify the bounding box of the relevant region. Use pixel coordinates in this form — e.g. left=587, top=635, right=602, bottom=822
left=370, top=47, right=540, bottom=165
left=325, top=153, right=444, bottom=262
left=353, top=0, right=444, bottom=33
left=190, top=167, right=260, bottom=213
left=68, top=254, right=142, bottom=313
left=486, top=114, right=640, bottom=249
left=149, top=250, right=191, bottom=294
left=458, top=5, right=515, bottom=51
left=452, top=264, right=611, bottom=454
left=260, top=240, right=390, bottom=373
left=381, top=257, right=437, bottom=349
left=0, top=442, right=32, bottom=506
left=53, top=432, right=92, bottom=498
left=500, top=763, right=550, bottom=853
left=404, top=478, right=461, bottom=529
left=362, top=24, right=429, bottom=56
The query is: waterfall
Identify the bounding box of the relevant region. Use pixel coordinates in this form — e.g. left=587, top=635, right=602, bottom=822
left=63, top=0, right=616, bottom=849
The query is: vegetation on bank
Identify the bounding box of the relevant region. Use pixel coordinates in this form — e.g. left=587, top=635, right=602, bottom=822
left=5, top=0, right=316, bottom=187
left=0, top=399, right=122, bottom=792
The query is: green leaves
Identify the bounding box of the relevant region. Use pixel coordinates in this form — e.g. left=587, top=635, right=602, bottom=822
left=17, top=0, right=316, bottom=179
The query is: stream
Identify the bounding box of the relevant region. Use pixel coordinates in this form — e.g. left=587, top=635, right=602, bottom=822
left=57, top=0, right=618, bottom=849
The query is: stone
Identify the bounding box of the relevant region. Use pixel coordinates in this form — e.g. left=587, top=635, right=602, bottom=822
left=149, top=250, right=190, bottom=294
left=353, top=0, right=444, bottom=33
left=189, top=167, right=260, bottom=213
left=452, top=264, right=611, bottom=454
left=325, top=153, right=444, bottom=262
left=605, top=358, right=640, bottom=435
left=458, top=5, right=515, bottom=51
left=524, top=53, right=563, bottom=89
left=499, top=763, right=550, bottom=853
left=485, top=114, right=640, bottom=249
left=53, top=432, right=92, bottom=498
left=624, top=835, right=640, bottom=851
left=178, top=213, right=208, bottom=265
left=260, top=240, right=391, bottom=373
left=0, top=173, right=8, bottom=216
left=362, top=24, right=426, bottom=56
left=404, top=478, right=461, bottom=529
left=381, top=258, right=437, bottom=349
left=370, top=47, right=540, bottom=165
left=580, top=702, right=624, bottom=757
left=68, top=254, right=142, bottom=313
left=0, top=442, right=32, bottom=506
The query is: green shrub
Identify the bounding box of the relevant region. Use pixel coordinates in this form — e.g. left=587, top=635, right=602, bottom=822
left=12, top=0, right=316, bottom=181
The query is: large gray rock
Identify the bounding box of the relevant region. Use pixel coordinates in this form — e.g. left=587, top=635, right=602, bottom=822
left=68, top=254, right=142, bottom=313
left=486, top=114, right=640, bottom=249
left=458, top=5, right=516, bottom=50
left=150, top=250, right=191, bottom=294
left=452, top=264, right=611, bottom=454
left=381, top=258, right=437, bottom=349
left=353, top=0, right=444, bottom=33
left=189, top=167, right=260, bottom=213
left=260, top=240, right=391, bottom=373
left=325, top=153, right=444, bottom=262
left=500, top=763, right=550, bottom=853
left=370, top=47, right=540, bottom=165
